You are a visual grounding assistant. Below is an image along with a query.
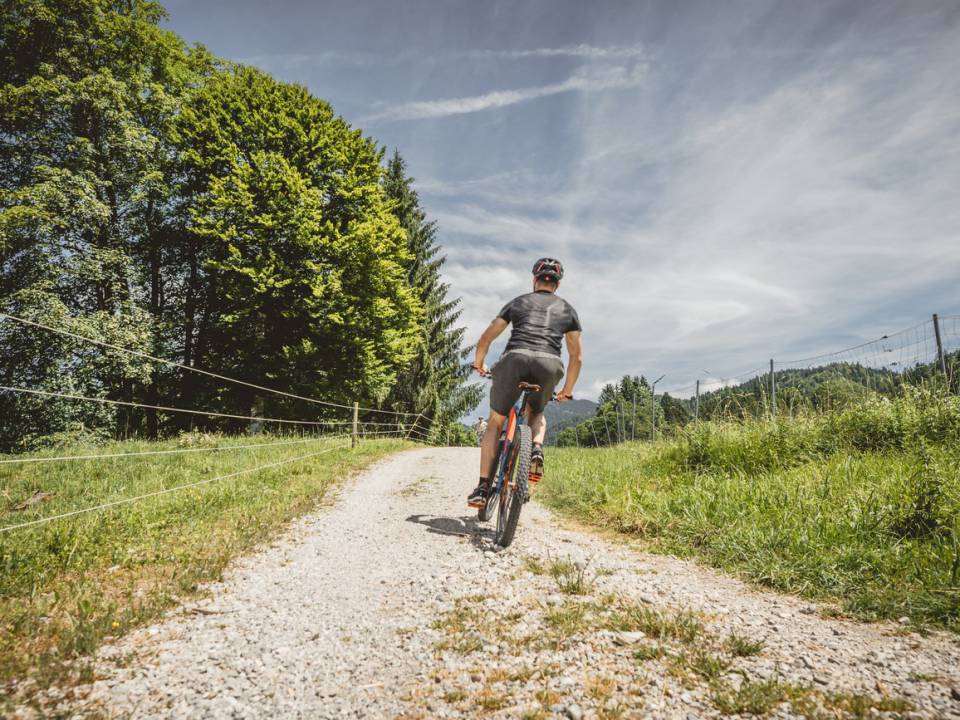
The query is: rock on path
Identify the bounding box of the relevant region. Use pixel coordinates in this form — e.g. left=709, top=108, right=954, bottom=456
left=60, top=448, right=960, bottom=718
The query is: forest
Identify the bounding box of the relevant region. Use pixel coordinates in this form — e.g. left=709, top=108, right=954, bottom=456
left=0, top=0, right=481, bottom=451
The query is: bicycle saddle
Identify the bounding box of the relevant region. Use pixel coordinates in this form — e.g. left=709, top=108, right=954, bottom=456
left=517, top=382, right=542, bottom=392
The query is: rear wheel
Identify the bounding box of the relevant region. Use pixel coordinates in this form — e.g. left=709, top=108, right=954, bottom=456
left=495, top=424, right=531, bottom=548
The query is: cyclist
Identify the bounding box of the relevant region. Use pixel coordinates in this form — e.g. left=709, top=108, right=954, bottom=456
left=473, top=416, right=487, bottom=446
left=467, top=258, right=583, bottom=507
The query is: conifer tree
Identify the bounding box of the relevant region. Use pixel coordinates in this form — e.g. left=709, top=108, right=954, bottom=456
left=382, top=150, right=481, bottom=439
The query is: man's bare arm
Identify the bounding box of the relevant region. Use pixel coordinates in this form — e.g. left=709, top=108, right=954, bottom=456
left=472, top=318, right=509, bottom=374
left=558, top=330, right=582, bottom=400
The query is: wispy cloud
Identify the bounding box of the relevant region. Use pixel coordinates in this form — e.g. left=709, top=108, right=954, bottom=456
left=365, top=63, right=646, bottom=122
left=239, top=44, right=647, bottom=70
left=424, top=21, right=960, bottom=400
left=467, top=44, right=647, bottom=60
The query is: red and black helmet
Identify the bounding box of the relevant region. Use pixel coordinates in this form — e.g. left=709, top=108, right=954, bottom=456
left=532, top=257, right=564, bottom=282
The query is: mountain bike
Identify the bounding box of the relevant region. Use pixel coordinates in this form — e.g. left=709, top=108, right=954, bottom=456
left=476, top=378, right=559, bottom=548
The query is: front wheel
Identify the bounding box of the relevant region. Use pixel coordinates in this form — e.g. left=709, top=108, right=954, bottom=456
left=495, top=424, right=531, bottom=548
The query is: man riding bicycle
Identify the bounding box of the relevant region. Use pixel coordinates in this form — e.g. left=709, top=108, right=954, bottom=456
left=468, top=258, right=583, bottom=507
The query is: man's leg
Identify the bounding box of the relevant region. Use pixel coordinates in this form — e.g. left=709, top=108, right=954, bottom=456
left=468, top=410, right=505, bottom=506
left=526, top=357, right=564, bottom=482
left=525, top=408, right=547, bottom=445
left=526, top=408, right=547, bottom=480
left=479, top=411, right=505, bottom=479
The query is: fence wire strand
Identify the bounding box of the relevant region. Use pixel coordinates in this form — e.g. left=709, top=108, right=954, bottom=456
left=0, top=434, right=349, bottom=465
left=660, top=315, right=953, bottom=400
left=0, top=311, right=420, bottom=418
left=0, top=439, right=355, bottom=533
left=0, top=385, right=346, bottom=426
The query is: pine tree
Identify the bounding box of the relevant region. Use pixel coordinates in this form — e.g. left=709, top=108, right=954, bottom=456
left=382, top=150, right=481, bottom=439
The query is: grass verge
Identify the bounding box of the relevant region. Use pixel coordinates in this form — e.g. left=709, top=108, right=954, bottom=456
left=0, top=434, right=409, bottom=711
left=542, top=390, right=960, bottom=630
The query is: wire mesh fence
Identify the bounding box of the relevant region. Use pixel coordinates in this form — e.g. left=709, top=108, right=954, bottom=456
left=561, top=312, right=959, bottom=448
left=665, top=313, right=956, bottom=412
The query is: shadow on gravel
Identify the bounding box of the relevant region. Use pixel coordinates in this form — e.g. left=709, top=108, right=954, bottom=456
left=405, top=514, right=494, bottom=549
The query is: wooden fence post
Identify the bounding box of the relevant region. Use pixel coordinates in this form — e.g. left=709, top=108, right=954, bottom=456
left=352, top=401, right=359, bottom=448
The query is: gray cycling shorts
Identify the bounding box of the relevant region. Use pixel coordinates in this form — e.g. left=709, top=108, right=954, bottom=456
left=489, top=350, right=565, bottom=416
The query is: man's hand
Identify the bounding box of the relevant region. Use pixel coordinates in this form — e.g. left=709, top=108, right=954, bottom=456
left=555, top=390, right=574, bottom=402
left=472, top=362, right=490, bottom=377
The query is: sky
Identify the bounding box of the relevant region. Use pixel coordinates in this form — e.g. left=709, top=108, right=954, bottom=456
left=162, top=0, right=960, bottom=401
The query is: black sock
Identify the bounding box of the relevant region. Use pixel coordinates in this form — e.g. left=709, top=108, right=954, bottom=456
left=479, top=476, right=489, bottom=486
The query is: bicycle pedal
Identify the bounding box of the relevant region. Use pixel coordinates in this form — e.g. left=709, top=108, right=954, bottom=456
left=528, top=473, right=542, bottom=483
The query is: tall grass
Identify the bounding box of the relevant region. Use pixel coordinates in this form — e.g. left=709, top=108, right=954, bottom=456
left=542, top=388, right=960, bottom=630
left=0, top=434, right=408, bottom=709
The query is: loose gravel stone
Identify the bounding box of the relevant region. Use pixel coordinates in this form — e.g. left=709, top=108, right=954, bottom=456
left=25, top=447, right=959, bottom=720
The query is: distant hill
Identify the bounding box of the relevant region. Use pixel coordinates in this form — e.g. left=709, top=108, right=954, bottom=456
left=543, top=399, right=598, bottom=445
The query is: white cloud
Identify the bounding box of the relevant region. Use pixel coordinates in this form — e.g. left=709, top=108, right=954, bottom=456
left=366, top=63, right=647, bottom=122
left=428, top=19, right=960, bottom=401
left=586, top=377, right=621, bottom=399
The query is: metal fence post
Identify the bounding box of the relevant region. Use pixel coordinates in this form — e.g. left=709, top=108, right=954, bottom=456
left=650, top=374, right=664, bottom=442
left=694, top=380, right=700, bottom=422
left=631, top=390, right=637, bottom=440
left=934, top=313, right=948, bottom=379
left=351, top=401, right=359, bottom=448
left=770, top=358, right=776, bottom=420
left=650, top=394, right=656, bottom=442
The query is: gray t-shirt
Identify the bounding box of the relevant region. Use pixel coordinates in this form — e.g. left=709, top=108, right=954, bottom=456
left=497, top=290, right=581, bottom=357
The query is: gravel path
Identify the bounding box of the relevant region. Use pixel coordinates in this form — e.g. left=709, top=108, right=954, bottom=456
left=65, top=447, right=960, bottom=718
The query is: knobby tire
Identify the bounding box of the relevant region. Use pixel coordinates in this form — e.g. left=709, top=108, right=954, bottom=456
left=495, top=424, right=530, bottom=548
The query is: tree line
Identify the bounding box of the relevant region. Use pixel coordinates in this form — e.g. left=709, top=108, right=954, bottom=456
left=556, top=356, right=957, bottom=447
left=0, top=0, right=480, bottom=451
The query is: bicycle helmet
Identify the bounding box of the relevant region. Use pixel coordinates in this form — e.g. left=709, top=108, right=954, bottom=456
left=532, top=257, right=564, bottom=282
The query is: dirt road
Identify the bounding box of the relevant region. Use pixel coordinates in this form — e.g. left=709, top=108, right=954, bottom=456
left=61, top=447, right=959, bottom=718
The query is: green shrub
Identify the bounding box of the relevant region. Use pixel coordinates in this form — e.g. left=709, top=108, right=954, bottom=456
left=824, top=387, right=960, bottom=452
left=674, top=417, right=820, bottom=474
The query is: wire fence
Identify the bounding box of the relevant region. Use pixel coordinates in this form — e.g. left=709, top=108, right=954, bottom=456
left=8, top=308, right=956, bottom=528
left=0, top=311, right=446, bottom=533
left=657, top=313, right=958, bottom=404
left=0, top=437, right=352, bottom=533
left=559, top=312, right=959, bottom=448
left=0, top=312, right=421, bottom=417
